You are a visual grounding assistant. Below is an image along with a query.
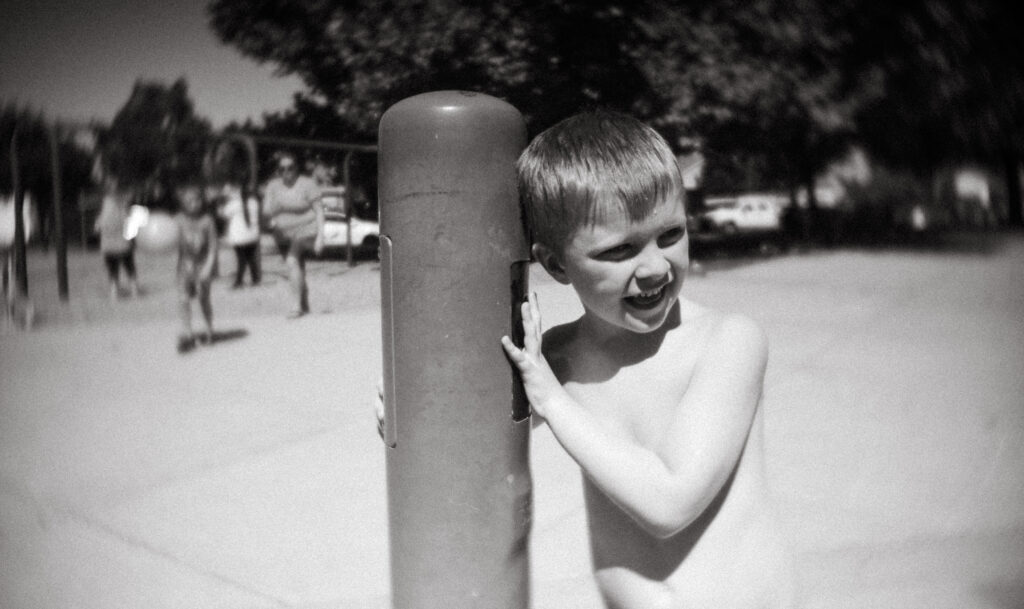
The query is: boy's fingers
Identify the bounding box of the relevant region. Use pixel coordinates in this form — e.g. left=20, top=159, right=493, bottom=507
left=521, top=300, right=533, bottom=323
left=501, top=335, right=530, bottom=365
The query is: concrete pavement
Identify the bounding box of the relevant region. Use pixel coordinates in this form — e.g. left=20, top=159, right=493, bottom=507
left=2, top=233, right=1023, bottom=608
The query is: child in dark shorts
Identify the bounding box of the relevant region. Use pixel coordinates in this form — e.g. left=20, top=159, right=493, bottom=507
left=175, top=183, right=218, bottom=353
left=94, top=180, right=139, bottom=300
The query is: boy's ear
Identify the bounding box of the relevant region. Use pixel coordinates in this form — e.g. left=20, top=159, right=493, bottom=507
left=532, top=243, right=570, bottom=285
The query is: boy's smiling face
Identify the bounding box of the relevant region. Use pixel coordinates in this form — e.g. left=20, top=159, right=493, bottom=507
left=537, top=190, right=689, bottom=335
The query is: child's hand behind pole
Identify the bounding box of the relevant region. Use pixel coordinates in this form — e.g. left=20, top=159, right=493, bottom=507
left=374, top=377, right=385, bottom=440
left=501, top=292, right=564, bottom=418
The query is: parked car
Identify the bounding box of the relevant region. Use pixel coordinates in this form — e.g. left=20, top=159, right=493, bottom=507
left=315, top=186, right=380, bottom=258
left=321, top=210, right=380, bottom=257
left=699, top=194, right=783, bottom=235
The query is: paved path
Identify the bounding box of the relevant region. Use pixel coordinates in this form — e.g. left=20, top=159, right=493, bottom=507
left=2, top=233, right=1023, bottom=608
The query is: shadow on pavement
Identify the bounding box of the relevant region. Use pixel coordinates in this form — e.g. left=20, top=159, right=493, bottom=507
left=210, top=328, right=249, bottom=344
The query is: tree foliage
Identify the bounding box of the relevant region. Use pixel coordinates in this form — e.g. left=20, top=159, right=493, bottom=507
left=838, top=0, right=1024, bottom=223
left=845, top=0, right=1023, bottom=170
left=209, top=0, right=671, bottom=136
left=642, top=0, right=864, bottom=195
left=209, top=0, right=1022, bottom=221
left=209, top=0, right=862, bottom=196
left=97, top=78, right=211, bottom=205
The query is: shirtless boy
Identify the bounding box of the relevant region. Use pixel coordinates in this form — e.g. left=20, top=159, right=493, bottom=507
left=501, top=111, right=793, bottom=608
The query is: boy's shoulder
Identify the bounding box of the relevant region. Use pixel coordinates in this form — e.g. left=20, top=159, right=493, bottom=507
left=542, top=317, right=585, bottom=349
left=683, top=308, right=768, bottom=372
left=540, top=319, right=581, bottom=381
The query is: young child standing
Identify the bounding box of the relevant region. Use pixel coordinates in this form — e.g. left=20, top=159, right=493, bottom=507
left=500, top=111, right=793, bottom=608
left=175, top=183, right=218, bottom=353
left=218, top=181, right=261, bottom=288
left=94, top=178, right=139, bottom=300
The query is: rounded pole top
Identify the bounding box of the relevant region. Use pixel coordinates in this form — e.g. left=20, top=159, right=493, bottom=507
left=380, top=91, right=522, bottom=132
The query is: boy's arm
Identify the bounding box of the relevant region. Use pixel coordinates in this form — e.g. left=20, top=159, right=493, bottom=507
left=503, top=296, right=765, bottom=539
left=93, top=203, right=106, bottom=233
left=200, top=218, right=218, bottom=279
left=261, top=184, right=277, bottom=227
left=311, top=187, right=325, bottom=255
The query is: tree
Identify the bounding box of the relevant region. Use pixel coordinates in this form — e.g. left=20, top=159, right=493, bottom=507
left=98, top=78, right=212, bottom=208
left=208, top=0, right=682, bottom=137
left=843, top=0, right=1024, bottom=225
left=218, top=1, right=985, bottom=245
left=210, top=1, right=859, bottom=179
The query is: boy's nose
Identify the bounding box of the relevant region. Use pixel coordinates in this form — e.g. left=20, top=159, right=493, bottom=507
left=634, top=247, right=670, bottom=281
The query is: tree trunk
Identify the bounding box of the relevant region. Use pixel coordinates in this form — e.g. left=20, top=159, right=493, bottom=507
left=804, top=168, right=819, bottom=243
left=1005, top=151, right=1023, bottom=228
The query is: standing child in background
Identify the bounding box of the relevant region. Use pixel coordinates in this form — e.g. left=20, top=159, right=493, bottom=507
left=175, top=183, right=218, bottom=353
left=218, top=181, right=261, bottom=288
left=500, top=111, right=793, bottom=608
left=94, top=178, right=139, bottom=300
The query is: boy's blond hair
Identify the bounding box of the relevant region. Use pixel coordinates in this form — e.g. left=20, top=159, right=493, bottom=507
left=516, top=110, right=684, bottom=250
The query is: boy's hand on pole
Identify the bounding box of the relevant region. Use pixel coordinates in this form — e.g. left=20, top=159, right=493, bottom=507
left=501, top=292, right=564, bottom=418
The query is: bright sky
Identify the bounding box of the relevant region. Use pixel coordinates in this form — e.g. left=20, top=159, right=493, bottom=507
left=0, top=0, right=304, bottom=128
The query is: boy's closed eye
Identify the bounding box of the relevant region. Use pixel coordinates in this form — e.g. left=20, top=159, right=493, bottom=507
left=596, top=243, right=635, bottom=261
left=595, top=227, right=686, bottom=261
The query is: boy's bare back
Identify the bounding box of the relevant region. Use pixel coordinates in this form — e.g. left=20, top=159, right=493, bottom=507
left=543, top=299, right=792, bottom=608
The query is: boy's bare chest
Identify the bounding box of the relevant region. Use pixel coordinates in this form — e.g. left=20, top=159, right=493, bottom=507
left=564, top=345, right=700, bottom=446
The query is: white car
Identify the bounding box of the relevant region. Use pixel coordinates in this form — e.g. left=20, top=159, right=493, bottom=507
left=700, top=195, right=783, bottom=235
left=322, top=210, right=380, bottom=257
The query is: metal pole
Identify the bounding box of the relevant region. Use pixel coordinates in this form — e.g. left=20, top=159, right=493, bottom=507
left=248, top=134, right=376, bottom=154
left=78, top=193, right=87, bottom=250
left=49, top=124, right=68, bottom=301
left=343, top=150, right=354, bottom=267
left=378, top=91, right=532, bottom=609
left=10, top=124, right=28, bottom=296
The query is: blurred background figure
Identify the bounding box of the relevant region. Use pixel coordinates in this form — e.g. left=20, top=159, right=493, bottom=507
left=310, top=157, right=336, bottom=188
left=217, top=179, right=261, bottom=289
left=1, top=191, right=38, bottom=328
left=262, top=151, right=324, bottom=318
left=93, top=176, right=139, bottom=300
left=1, top=191, right=36, bottom=286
